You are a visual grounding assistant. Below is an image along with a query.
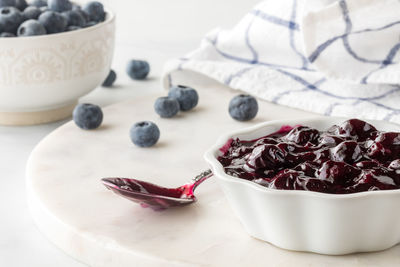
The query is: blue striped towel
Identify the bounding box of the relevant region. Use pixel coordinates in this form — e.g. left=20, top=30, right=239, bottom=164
left=163, top=0, right=400, bottom=123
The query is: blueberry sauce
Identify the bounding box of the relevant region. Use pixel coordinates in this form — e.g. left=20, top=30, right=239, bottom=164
left=217, top=119, right=400, bottom=194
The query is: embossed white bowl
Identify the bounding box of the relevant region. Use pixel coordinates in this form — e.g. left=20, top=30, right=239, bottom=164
left=0, top=10, right=115, bottom=125
left=204, top=117, right=400, bottom=255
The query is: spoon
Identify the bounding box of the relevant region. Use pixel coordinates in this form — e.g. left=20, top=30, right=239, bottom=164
left=101, top=169, right=213, bottom=211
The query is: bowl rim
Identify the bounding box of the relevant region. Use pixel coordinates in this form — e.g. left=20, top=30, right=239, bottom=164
left=204, top=116, right=400, bottom=199
left=0, top=7, right=115, bottom=41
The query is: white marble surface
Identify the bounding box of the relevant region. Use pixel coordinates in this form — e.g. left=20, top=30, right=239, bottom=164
left=0, top=0, right=261, bottom=266
left=25, top=84, right=400, bottom=266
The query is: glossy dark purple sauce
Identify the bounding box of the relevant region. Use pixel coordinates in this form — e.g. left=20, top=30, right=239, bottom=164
left=218, top=119, right=400, bottom=194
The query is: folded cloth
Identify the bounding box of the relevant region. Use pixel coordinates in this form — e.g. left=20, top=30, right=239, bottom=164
left=163, top=0, right=400, bottom=123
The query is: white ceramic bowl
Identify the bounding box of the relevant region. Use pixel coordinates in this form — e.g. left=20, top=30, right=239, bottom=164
left=204, top=117, right=400, bottom=255
left=0, top=9, right=115, bottom=125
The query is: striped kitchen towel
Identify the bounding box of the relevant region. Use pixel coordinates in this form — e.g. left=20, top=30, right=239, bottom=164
left=163, top=0, right=400, bottom=123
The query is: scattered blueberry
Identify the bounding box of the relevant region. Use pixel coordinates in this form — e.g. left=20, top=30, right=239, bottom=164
left=38, top=10, right=67, bottom=33
left=62, top=9, right=85, bottom=27
left=82, top=1, right=104, bottom=22
left=130, top=121, right=160, bottom=147
left=0, top=31, right=15, bottom=37
left=0, top=7, right=24, bottom=34
left=228, top=94, right=258, bottom=121
left=15, top=0, right=27, bottom=10
left=17, top=19, right=46, bottom=36
left=168, top=85, right=198, bottom=111
left=126, top=60, right=150, bottom=80
left=72, top=103, right=103, bottom=130
left=66, top=25, right=80, bottom=31
left=48, top=0, right=71, bottom=12
left=30, top=0, right=47, bottom=7
left=23, top=6, right=41, bottom=19
left=102, top=69, right=117, bottom=87
left=0, top=0, right=16, bottom=7
left=154, top=97, right=180, bottom=118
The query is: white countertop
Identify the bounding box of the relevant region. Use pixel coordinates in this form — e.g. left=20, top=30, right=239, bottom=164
left=0, top=0, right=262, bottom=266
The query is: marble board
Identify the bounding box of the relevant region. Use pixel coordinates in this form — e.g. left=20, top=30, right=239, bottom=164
left=26, top=84, right=400, bottom=266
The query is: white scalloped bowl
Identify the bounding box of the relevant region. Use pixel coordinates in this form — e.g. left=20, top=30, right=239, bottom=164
left=204, top=117, right=400, bottom=255
left=0, top=9, right=115, bottom=125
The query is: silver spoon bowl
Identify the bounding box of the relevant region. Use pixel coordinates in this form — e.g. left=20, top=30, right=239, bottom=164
left=101, top=170, right=213, bottom=211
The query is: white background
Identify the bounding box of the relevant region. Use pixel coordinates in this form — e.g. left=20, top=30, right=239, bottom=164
left=0, top=0, right=260, bottom=266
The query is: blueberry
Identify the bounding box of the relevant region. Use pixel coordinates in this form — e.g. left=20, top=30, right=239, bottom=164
left=130, top=121, right=160, bottom=147
left=30, top=0, right=47, bottom=7
left=84, top=20, right=96, bottom=27
left=39, top=5, right=47, bottom=12
left=82, top=1, right=104, bottom=22
left=23, top=6, right=41, bottom=19
left=0, top=0, right=16, bottom=7
left=228, top=94, right=258, bottom=121
left=38, top=10, right=66, bottom=33
left=15, top=0, right=27, bottom=10
left=47, top=0, right=71, bottom=12
left=71, top=3, right=79, bottom=10
left=71, top=5, right=89, bottom=21
left=102, top=69, right=117, bottom=87
left=126, top=60, right=150, bottom=80
left=0, top=31, right=15, bottom=37
left=17, top=19, right=46, bottom=36
left=73, top=103, right=103, bottom=130
left=154, top=97, right=180, bottom=118
left=66, top=25, right=79, bottom=31
left=62, top=9, right=84, bottom=27
left=168, top=85, right=198, bottom=111
left=0, top=7, right=24, bottom=34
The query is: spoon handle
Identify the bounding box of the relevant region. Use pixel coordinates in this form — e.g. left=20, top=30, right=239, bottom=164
left=192, top=169, right=213, bottom=190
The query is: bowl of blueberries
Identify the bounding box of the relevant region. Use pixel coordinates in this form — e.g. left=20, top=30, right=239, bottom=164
left=0, top=0, right=115, bottom=125
left=205, top=117, right=400, bottom=255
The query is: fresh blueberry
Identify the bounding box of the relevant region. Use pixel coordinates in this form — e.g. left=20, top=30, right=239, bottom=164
left=0, top=0, right=16, bottom=7
left=0, top=7, right=24, bottom=34
left=38, top=10, right=66, bottom=33
left=66, top=25, right=79, bottom=31
left=17, top=19, right=46, bottom=36
left=73, top=103, right=103, bottom=130
left=62, top=9, right=84, bottom=27
left=84, top=20, right=96, bottom=27
left=102, top=69, right=117, bottom=87
left=154, top=97, right=180, bottom=118
left=228, top=94, right=258, bottom=121
left=71, top=4, right=89, bottom=20
left=15, top=0, right=27, bottom=10
left=39, top=5, right=47, bottom=12
left=0, top=31, right=15, bottom=37
left=168, top=85, right=198, bottom=111
left=47, top=0, right=71, bottom=12
left=30, top=0, right=47, bottom=7
left=126, top=60, right=150, bottom=80
left=71, top=3, right=79, bottom=10
left=130, top=121, right=160, bottom=147
left=82, top=1, right=104, bottom=22
left=23, top=6, right=41, bottom=19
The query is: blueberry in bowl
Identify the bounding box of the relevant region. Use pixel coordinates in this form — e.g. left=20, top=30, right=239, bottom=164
left=205, top=117, right=400, bottom=255
left=0, top=0, right=115, bottom=125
